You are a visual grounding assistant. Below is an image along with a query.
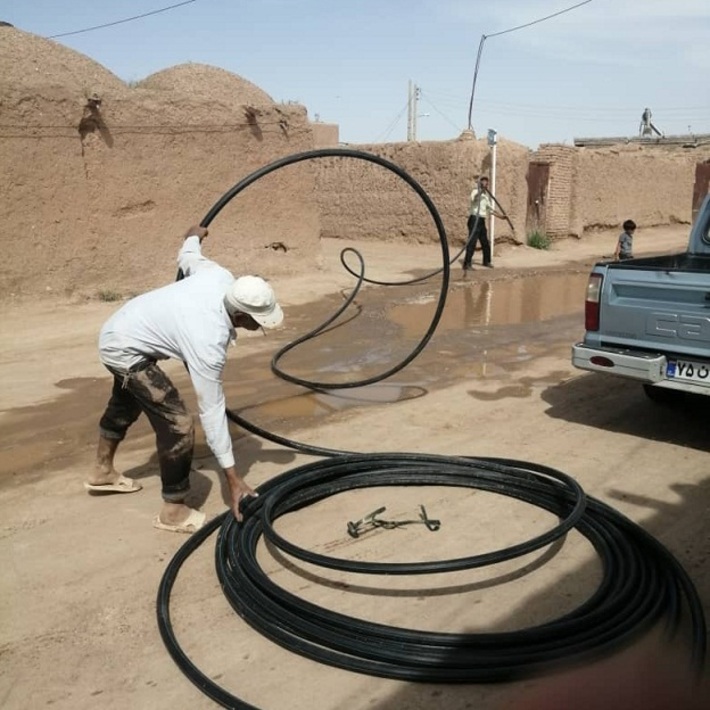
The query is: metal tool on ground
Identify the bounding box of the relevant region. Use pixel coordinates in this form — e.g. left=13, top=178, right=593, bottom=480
left=347, top=504, right=441, bottom=538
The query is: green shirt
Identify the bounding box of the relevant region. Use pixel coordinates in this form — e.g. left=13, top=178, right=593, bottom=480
left=469, top=188, right=494, bottom=217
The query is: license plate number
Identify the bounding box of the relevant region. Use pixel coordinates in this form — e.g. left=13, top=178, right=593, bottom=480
left=666, top=359, right=710, bottom=383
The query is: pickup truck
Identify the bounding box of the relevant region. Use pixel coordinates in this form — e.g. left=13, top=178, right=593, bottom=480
left=572, top=193, right=710, bottom=401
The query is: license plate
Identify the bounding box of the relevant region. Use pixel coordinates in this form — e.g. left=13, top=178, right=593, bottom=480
left=666, top=359, right=710, bottom=384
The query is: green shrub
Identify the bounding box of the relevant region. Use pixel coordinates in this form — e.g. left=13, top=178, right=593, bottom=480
left=527, top=230, right=552, bottom=250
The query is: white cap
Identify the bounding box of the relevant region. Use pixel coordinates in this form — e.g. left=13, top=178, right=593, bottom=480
left=224, top=276, right=284, bottom=329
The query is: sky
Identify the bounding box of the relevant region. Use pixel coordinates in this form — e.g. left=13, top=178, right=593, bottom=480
left=2, top=0, right=709, bottom=148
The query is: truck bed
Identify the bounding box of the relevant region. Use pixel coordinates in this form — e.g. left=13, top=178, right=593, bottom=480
left=605, top=252, right=710, bottom=272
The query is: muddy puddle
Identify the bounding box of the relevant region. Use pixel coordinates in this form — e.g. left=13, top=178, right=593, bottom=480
left=270, top=270, right=588, bottom=388
left=0, top=271, right=589, bottom=479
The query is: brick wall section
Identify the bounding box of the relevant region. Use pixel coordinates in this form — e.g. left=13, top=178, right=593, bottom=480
left=0, top=92, right=320, bottom=297
left=532, top=142, right=710, bottom=237
left=530, top=145, right=576, bottom=238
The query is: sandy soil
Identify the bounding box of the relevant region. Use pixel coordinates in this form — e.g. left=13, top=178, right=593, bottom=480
left=1, top=226, right=709, bottom=710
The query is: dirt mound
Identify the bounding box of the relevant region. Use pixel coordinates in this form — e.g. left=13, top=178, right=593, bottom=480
left=136, top=62, right=274, bottom=109
left=0, top=25, right=126, bottom=97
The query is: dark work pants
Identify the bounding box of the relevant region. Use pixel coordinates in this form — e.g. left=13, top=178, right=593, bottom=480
left=99, top=362, right=195, bottom=501
left=464, top=215, right=491, bottom=266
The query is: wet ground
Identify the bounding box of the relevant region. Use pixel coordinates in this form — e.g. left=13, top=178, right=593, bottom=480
left=0, top=268, right=590, bottom=482
left=237, top=269, right=589, bottom=417
left=3, top=247, right=709, bottom=710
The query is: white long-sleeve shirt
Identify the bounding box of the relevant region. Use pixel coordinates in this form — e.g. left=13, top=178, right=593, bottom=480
left=98, top=236, right=237, bottom=468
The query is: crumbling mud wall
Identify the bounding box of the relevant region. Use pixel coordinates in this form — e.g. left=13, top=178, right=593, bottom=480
left=4, top=26, right=710, bottom=301
left=0, top=28, right=320, bottom=299
left=572, top=145, right=705, bottom=232
left=313, top=136, right=531, bottom=251
left=532, top=143, right=710, bottom=238
left=315, top=137, right=710, bottom=250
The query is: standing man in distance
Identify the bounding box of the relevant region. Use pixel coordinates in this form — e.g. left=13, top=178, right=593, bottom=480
left=463, top=175, right=505, bottom=271
left=85, top=225, right=284, bottom=533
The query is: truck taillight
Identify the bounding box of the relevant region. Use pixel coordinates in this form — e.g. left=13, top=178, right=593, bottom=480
left=585, top=273, right=602, bottom=331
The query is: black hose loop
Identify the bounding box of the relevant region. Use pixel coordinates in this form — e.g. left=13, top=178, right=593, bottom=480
left=158, top=150, right=707, bottom=709
left=256, top=453, right=587, bottom=575
left=202, top=148, right=452, bottom=453
left=157, top=453, right=706, bottom=709
left=206, top=148, right=449, bottom=387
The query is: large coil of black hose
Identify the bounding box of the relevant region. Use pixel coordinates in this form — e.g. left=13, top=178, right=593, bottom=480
left=159, top=148, right=705, bottom=709
left=157, top=453, right=706, bottom=709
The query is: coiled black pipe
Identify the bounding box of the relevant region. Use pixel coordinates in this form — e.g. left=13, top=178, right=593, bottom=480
left=179, top=147, right=451, bottom=455
left=158, top=454, right=706, bottom=709
left=158, top=149, right=706, bottom=709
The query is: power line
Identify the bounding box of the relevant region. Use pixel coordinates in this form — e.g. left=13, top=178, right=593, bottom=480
left=421, top=89, right=710, bottom=122
left=480, top=100, right=710, bottom=116
left=374, top=101, right=410, bottom=143
left=467, top=0, right=593, bottom=129
left=48, top=0, right=197, bottom=39
left=485, top=0, right=593, bottom=40
left=426, top=84, right=710, bottom=114
left=418, top=93, right=464, bottom=134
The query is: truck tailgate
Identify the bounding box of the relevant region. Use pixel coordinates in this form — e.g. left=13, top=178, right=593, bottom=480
left=597, top=264, right=710, bottom=359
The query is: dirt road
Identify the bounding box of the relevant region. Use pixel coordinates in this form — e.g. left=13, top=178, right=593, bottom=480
left=1, top=227, right=708, bottom=709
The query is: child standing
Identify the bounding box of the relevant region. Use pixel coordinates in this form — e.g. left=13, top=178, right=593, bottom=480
left=614, top=219, right=637, bottom=261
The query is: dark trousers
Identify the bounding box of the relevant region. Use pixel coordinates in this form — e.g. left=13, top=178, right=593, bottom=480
left=464, top=214, right=491, bottom=266
left=99, top=362, right=195, bottom=501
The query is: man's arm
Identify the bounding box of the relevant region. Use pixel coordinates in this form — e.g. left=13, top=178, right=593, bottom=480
left=190, top=361, right=257, bottom=521
left=177, top=225, right=215, bottom=277
left=484, top=204, right=504, bottom=220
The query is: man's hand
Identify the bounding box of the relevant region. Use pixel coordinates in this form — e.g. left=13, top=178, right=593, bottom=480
left=183, top=225, right=209, bottom=242
left=224, top=466, right=257, bottom=522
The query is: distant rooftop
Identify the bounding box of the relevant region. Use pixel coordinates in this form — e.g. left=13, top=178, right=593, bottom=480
left=574, top=133, right=710, bottom=148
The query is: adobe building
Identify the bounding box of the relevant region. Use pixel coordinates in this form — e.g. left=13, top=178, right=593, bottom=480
left=529, top=138, right=710, bottom=239
left=0, top=26, right=320, bottom=298
left=3, top=23, right=710, bottom=298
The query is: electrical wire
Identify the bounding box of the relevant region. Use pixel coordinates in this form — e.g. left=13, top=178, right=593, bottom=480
left=48, top=0, right=197, bottom=39
left=373, top=100, right=411, bottom=143
left=485, top=0, right=594, bottom=41
left=467, top=0, right=594, bottom=129
left=418, top=92, right=464, bottom=134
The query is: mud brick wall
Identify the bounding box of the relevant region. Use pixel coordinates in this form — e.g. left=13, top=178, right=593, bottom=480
left=0, top=28, right=321, bottom=297
left=531, top=145, right=576, bottom=238
left=531, top=142, right=710, bottom=238
left=313, top=136, right=531, bottom=248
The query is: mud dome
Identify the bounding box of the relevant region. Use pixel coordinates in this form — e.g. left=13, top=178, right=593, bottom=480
left=3, top=25, right=709, bottom=301
left=0, top=27, right=319, bottom=298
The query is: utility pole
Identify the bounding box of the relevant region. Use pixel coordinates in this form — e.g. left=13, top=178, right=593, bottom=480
left=407, top=81, right=420, bottom=141
left=487, top=128, right=498, bottom=252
